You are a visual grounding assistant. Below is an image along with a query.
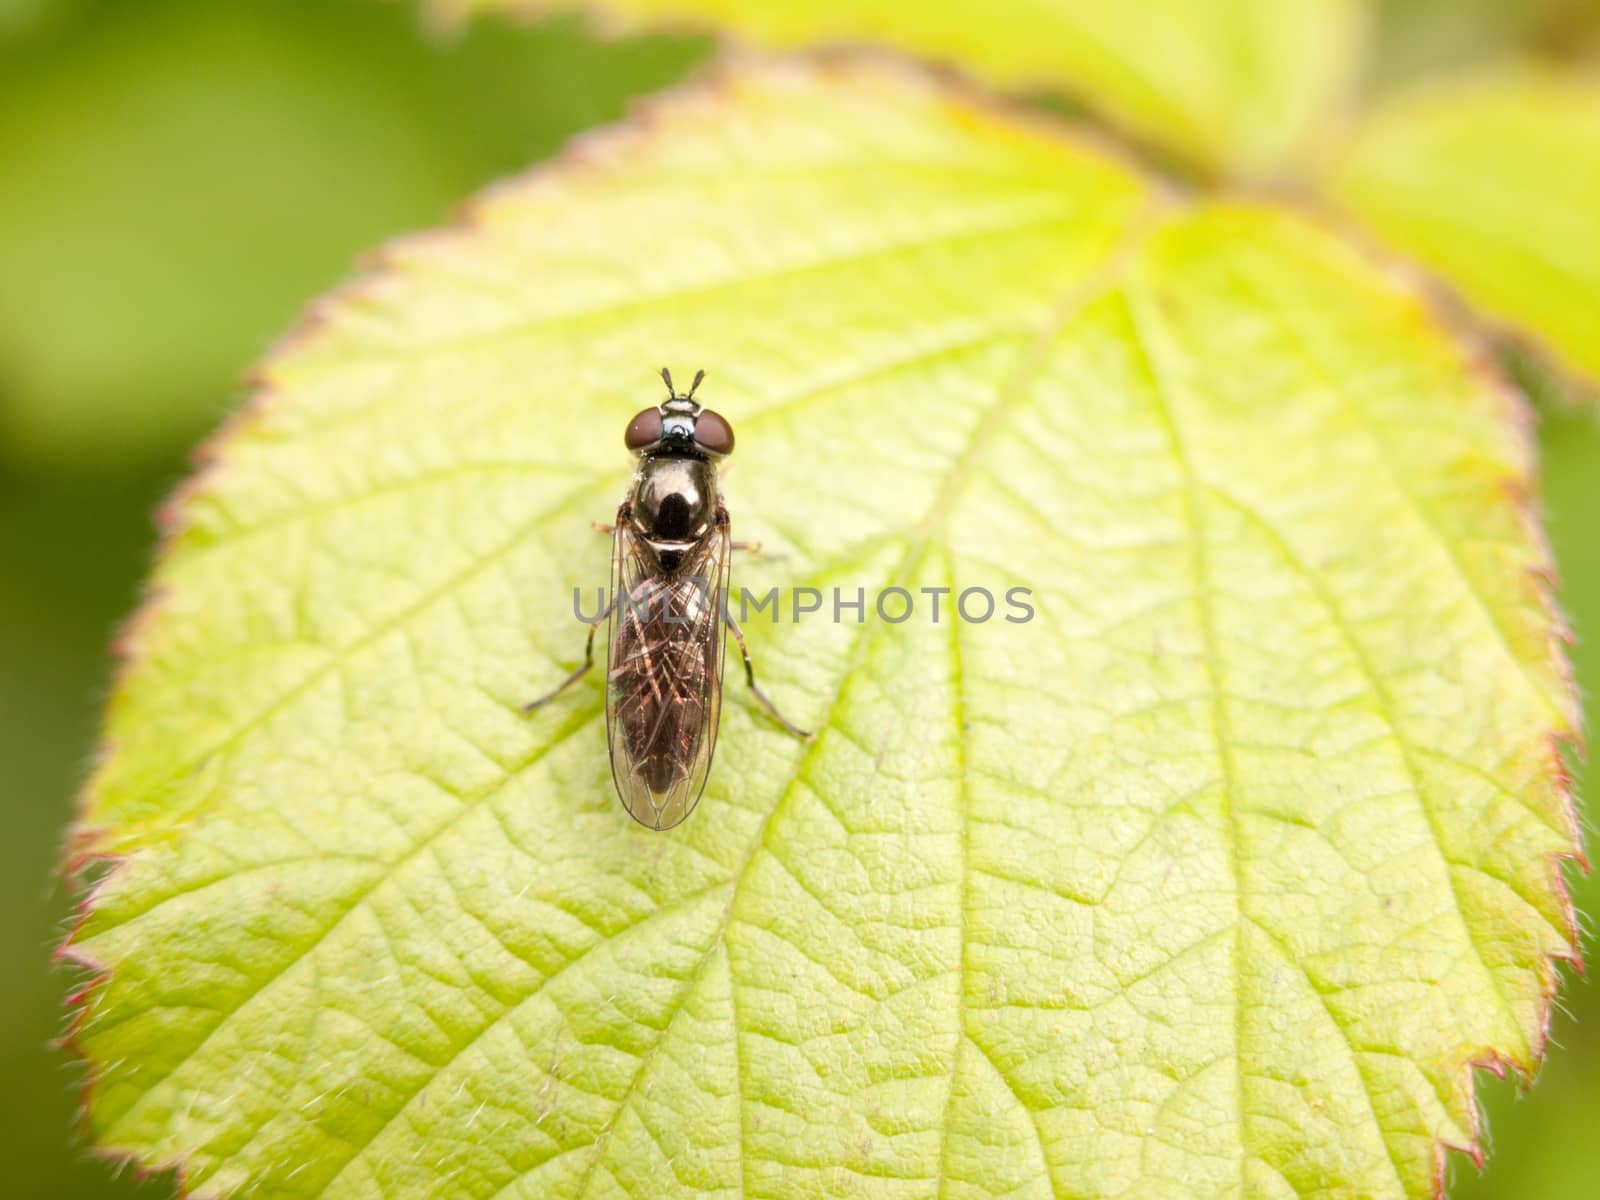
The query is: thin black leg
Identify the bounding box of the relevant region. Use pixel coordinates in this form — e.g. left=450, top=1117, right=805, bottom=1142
left=722, top=610, right=812, bottom=740
left=523, top=614, right=606, bottom=714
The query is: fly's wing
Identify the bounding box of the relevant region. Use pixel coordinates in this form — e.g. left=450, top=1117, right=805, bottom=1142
left=605, top=520, right=729, bottom=830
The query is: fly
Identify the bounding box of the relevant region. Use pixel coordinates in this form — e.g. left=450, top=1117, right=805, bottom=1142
left=524, top=368, right=811, bottom=829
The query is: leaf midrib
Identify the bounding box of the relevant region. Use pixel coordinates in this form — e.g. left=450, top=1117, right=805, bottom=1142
left=555, top=199, right=1169, bottom=1200
left=310, top=196, right=1161, bottom=1200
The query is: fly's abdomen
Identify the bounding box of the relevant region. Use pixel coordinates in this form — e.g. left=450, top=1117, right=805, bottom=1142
left=606, top=573, right=722, bottom=829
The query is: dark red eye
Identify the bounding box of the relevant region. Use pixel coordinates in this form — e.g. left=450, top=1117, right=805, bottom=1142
left=694, top=409, right=734, bottom=456
left=624, top=407, right=662, bottom=451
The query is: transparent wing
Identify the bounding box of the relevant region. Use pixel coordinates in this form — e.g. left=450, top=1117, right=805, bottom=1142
left=605, top=515, right=729, bottom=830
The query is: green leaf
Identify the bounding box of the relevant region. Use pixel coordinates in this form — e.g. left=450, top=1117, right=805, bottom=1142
left=432, top=0, right=1366, bottom=178
left=1327, top=66, right=1600, bottom=388
left=66, top=59, right=1579, bottom=1200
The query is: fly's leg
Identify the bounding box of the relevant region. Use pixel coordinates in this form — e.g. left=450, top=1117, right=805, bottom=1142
left=531, top=507, right=625, bottom=712
left=722, top=610, right=812, bottom=740
left=522, top=609, right=608, bottom=714
left=729, top=539, right=786, bottom=560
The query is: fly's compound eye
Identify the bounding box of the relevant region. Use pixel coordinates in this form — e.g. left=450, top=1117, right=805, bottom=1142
left=624, top=407, right=663, bottom=452
left=693, top=408, right=734, bottom=457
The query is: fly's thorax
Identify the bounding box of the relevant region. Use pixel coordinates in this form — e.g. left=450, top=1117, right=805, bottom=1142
left=630, top=454, right=718, bottom=550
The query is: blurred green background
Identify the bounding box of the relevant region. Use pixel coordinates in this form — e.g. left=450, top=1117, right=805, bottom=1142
left=1, top=2, right=1595, bottom=1198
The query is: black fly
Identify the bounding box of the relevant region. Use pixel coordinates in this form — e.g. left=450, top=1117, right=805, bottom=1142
left=524, top=368, right=811, bottom=829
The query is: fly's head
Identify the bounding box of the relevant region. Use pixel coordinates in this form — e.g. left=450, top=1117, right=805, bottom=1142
left=623, top=368, right=734, bottom=460
left=623, top=368, right=734, bottom=569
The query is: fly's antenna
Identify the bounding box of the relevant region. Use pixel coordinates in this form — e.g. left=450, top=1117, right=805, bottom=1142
left=686, top=369, right=706, bottom=400
left=659, top=367, right=675, bottom=399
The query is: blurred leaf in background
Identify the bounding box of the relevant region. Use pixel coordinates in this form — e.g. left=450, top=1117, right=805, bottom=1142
left=434, top=0, right=1369, bottom=180
left=1328, top=66, right=1600, bottom=383
left=1, top=2, right=701, bottom=1197
left=0, top=0, right=704, bottom=468
left=1371, top=0, right=1600, bottom=81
